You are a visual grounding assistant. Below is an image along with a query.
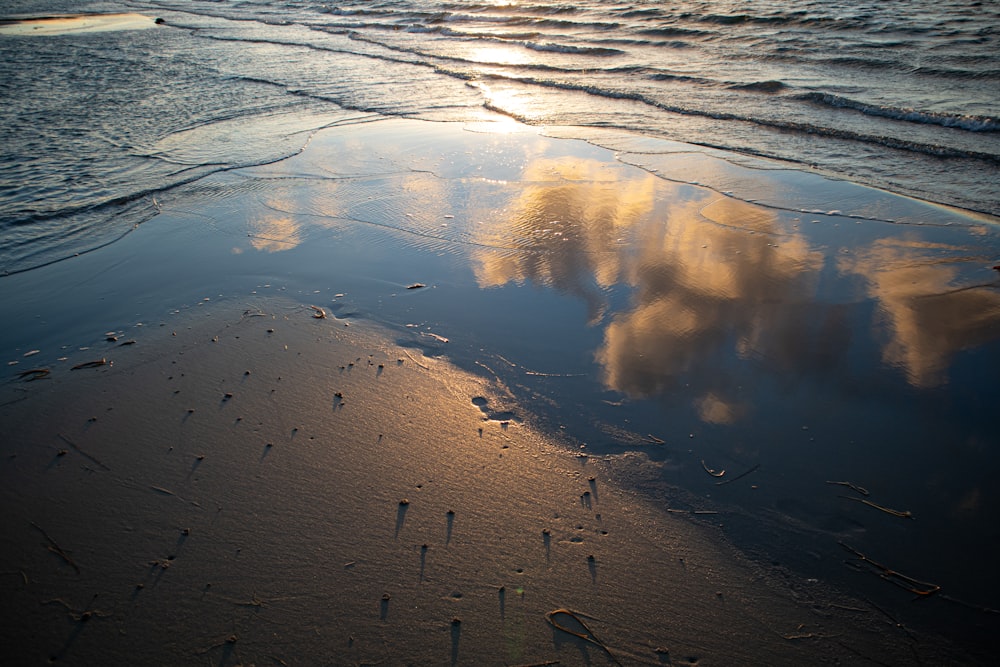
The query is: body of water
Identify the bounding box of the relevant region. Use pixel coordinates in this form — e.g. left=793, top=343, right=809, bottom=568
left=2, top=0, right=999, bottom=273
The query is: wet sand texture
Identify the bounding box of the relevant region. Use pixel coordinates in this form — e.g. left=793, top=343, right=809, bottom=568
left=0, top=303, right=958, bottom=665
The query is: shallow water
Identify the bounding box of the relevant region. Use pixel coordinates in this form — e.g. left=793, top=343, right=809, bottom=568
left=1, top=0, right=999, bottom=275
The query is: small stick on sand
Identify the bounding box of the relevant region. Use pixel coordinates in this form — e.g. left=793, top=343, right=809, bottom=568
left=700, top=460, right=725, bottom=477
left=149, top=485, right=202, bottom=508
left=309, top=305, right=326, bottom=319
left=30, top=522, right=80, bottom=574
left=840, top=495, right=913, bottom=519
left=236, top=592, right=267, bottom=608
left=840, top=542, right=939, bottom=597
left=17, top=368, right=50, bottom=381
left=71, top=358, right=107, bottom=370
left=57, top=434, right=111, bottom=471
left=545, top=609, right=623, bottom=667
left=826, top=480, right=870, bottom=496
left=644, top=434, right=665, bottom=444
left=401, top=349, right=429, bottom=370
left=715, top=463, right=760, bottom=486
left=43, top=594, right=109, bottom=622
left=0, top=569, right=30, bottom=586
left=195, top=634, right=239, bottom=655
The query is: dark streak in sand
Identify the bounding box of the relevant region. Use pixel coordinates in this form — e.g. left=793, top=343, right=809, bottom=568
left=56, top=433, right=111, bottom=471
left=30, top=521, right=80, bottom=574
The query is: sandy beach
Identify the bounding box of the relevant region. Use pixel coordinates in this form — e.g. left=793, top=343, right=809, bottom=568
left=0, top=297, right=963, bottom=666
left=2, top=114, right=998, bottom=665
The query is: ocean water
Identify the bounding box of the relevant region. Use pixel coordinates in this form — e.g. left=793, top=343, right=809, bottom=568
left=1, top=0, right=998, bottom=273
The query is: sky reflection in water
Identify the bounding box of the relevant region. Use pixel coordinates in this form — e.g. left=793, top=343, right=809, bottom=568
left=159, top=118, right=1000, bottom=616
left=233, top=119, right=1000, bottom=422
left=2, top=116, right=998, bottom=638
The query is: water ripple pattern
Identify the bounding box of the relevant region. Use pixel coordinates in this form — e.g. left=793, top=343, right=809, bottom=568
left=1, top=0, right=998, bottom=272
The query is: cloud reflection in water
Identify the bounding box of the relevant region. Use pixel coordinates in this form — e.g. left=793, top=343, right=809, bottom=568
left=839, top=237, right=1000, bottom=388
left=469, top=148, right=1000, bottom=424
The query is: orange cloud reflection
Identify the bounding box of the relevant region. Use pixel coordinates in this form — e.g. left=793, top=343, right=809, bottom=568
left=247, top=205, right=302, bottom=253
left=473, top=156, right=658, bottom=322
left=838, top=238, right=1000, bottom=387
left=471, top=151, right=827, bottom=418
left=597, top=195, right=823, bottom=402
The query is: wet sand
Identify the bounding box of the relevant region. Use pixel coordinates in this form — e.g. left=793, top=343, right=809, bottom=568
left=0, top=13, right=158, bottom=36
left=0, top=300, right=962, bottom=665
left=2, top=117, right=998, bottom=664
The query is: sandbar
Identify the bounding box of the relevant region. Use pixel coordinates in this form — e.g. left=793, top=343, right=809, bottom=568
left=0, top=13, right=158, bottom=36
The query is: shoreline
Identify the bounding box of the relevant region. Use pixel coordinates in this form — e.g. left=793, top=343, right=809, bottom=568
left=2, top=116, right=999, bottom=663
left=0, top=297, right=968, bottom=665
